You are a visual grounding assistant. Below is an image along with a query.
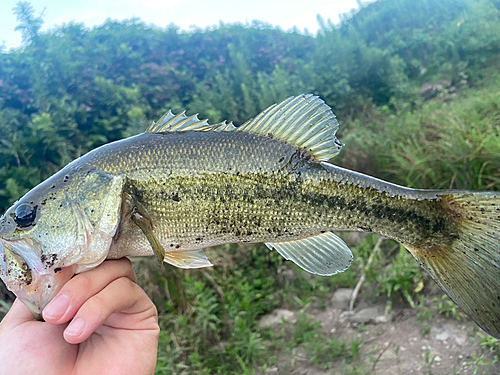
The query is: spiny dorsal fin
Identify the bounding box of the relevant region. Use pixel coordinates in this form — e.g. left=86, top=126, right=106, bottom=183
left=148, top=95, right=342, bottom=160
left=213, top=120, right=237, bottom=132
left=236, top=94, right=343, bottom=161
left=147, top=110, right=236, bottom=133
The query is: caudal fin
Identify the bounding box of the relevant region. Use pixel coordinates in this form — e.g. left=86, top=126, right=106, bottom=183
left=407, top=191, right=500, bottom=338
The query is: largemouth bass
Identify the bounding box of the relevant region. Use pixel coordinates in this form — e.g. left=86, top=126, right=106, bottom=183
left=0, top=95, right=499, bottom=337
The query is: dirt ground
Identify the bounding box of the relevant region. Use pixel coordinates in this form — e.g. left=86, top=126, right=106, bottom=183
left=1, top=258, right=498, bottom=375
left=258, top=287, right=500, bottom=375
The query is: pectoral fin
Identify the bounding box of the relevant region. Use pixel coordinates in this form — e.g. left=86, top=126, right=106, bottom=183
left=266, top=232, right=353, bottom=276
left=131, top=211, right=165, bottom=267
left=129, top=209, right=212, bottom=269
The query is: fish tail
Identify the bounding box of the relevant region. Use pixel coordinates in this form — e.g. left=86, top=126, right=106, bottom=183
left=406, top=191, right=500, bottom=338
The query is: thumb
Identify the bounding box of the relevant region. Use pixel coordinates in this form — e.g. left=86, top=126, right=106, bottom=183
left=1, top=299, right=38, bottom=328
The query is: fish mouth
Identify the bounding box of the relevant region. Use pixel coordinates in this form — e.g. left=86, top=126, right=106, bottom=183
left=19, top=297, right=43, bottom=320
left=0, top=238, right=75, bottom=319
left=14, top=267, right=75, bottom=320
left=0, top=237, right=46, bottom=291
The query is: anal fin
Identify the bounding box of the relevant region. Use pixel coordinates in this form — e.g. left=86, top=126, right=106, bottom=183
left=266, top=232, right=353, bottom=276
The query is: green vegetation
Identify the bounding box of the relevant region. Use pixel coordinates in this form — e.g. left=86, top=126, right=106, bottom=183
left=463, top=333, right=500, bottom=374
left=1, top=0, right=500, bottom=372
left=340, top=74, right=500, bottom=190
left=137, top=242, right=362, bottom=374
left=2, top=0, right=500, bottom=211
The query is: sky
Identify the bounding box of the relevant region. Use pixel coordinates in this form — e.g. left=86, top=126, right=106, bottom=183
left=0, top=0, right=365, bottom=49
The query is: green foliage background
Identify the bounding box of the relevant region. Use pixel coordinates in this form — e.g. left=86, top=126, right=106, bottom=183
left=1, top=0, right=500, bottom=373
left=2, top=0, right=500, bottom=212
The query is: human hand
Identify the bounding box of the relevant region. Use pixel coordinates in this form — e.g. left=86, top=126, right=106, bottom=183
left=0, top=258, right=159, bottom=375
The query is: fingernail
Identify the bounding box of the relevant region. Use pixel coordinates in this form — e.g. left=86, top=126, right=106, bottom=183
left=43, top=294, right=70, bottom=321
left=65, top=317, right=85, bottom=337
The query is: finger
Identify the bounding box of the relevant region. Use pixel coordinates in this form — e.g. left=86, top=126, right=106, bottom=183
left=2, top=265, right=75, bottom=328
left=62, top=276, right=153, bottom=344
left=0, top=299, right=37, bottom=330
left=42, top=258, right=136, bottom=324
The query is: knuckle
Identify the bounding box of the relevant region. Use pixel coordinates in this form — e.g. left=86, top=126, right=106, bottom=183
left=86, top=294, right=107, bottom=311
left=80, top=295, right=109, bottom=322
left=151, top=303, right=159, bottom=320
left=115, top=276, right=134, bottom=289
left=108, top=258, right=137, bottom=282
left=120, top=257, right=132, bottom=267
left=74, top=272, right=94, bottom=293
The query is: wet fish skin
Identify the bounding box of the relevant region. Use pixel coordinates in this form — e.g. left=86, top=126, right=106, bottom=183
left=0, top=157, right=124, bottom=314
left=84, top=131, right=454, bottom=259
left=0, top=94, right=499, bottom=339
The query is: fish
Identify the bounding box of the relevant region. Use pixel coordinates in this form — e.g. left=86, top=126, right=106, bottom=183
left=0, top=94, right=499, bottom=336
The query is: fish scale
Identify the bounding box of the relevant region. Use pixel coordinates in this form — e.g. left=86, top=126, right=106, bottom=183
left=88, top=131, right=454, bottom=254
left=0, top=94, right=499, bottom=338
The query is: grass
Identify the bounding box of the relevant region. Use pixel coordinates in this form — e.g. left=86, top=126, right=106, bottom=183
left=142, top=240, right=368, bottom=374
left=465, top=352, right=499, bottom=375
left=376, top=246, right=424, bottom=309
left=339, top=73, right=500, bottom=192
left=1, top=69, right=500, bottom=374
left=133, top=233, right=444, bottom=374
left=137, top=73, right=500, bottom=373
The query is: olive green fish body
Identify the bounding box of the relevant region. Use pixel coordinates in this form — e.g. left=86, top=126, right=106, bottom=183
left=76, top=131, right=453, bottom=257
left=0, top=95, right=499, bottom=338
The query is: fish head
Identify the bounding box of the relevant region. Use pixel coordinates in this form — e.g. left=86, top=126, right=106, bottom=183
left=0, top=166, right=124, bottom=318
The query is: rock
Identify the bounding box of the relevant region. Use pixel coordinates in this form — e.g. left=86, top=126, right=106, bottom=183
left=330, top=288, right=354, bottom=310
left=435, top=330, right=450, bottom=341
left=375, top=313, right=392, bottom=324
left=420, top=83, right=443, bottom=99
left=350, top=306, right=393, bottom=324
left=454, top=334, right=466, bottom=346
left=350, top=307, right=379, bottom=324
left=258, top=309, right=296, bottom=328
left=431, top=325, right=466, bottom=345
left=277, top=266, right=297, bottom=283
left=441, top=79, right=452, bottom=88
left=265, top=366, right=278, bottom=373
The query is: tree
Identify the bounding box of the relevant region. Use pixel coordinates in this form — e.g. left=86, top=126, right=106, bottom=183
left=13, top=1, right=44, bottom=45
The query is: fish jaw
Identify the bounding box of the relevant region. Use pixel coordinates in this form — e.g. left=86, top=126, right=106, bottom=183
left=0, top=238, right=76, bottom=319
left=15, top=265, right=76, bottom=319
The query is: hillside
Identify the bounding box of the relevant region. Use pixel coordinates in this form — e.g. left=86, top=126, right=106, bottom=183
left=1, top=0, right=500, bottom=373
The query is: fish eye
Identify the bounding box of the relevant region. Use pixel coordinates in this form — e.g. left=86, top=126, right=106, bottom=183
left=14, top=203, right=37, bottom=229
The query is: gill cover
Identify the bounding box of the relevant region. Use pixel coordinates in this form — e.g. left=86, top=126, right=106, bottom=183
left=0, top=167, right=125, bottom=318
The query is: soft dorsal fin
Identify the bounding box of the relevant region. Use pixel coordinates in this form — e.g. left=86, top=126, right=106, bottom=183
left=236, top=94, right=343, bottom=160
left=147, top=110, right=236, bottom=133
left=148, top=94, right=343, bottom=160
